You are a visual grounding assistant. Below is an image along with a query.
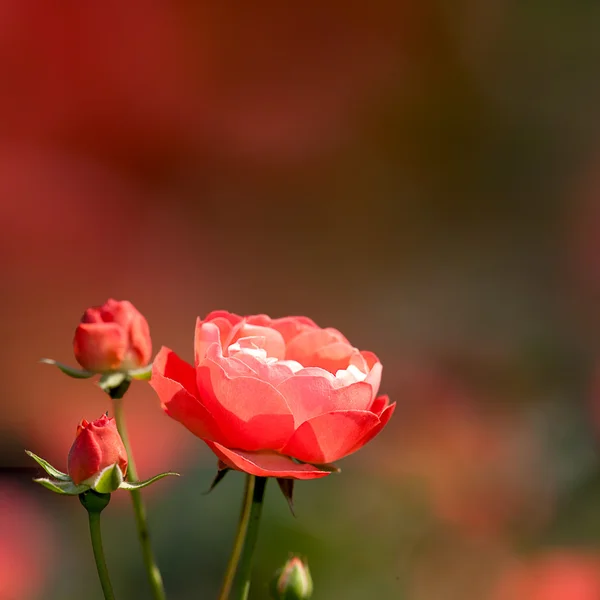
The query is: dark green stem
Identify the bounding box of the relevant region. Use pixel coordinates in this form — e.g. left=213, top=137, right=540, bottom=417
left=232, top=476, right=268, bottom=600
left=112, top=397, right=166, bottom=600
left=217, top=476, right=255, bottom=600
left=87, top=509, right=116, bottom=600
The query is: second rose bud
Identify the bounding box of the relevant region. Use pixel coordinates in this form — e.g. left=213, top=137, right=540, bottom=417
left=68, top=414, right=128, bottom=486
left=73, top=299, right=152, bottom=373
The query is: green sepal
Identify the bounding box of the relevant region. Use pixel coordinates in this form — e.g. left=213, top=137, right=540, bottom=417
left=277, top=478, right=296, bottom=517
left=119, top=471, right=179, bottom=491
left=98, top=372, right=127, bottom=391
left=128, top=364, right=153, bottom=380
left=25, top=450, right=70, bottom=481
left=204, top=465, right=230, bottom=494
left=33, top=477, right=89, bottom=495
left=87, top=464, right=124, bottom=494
left=39, top=358, right=94, bottom=379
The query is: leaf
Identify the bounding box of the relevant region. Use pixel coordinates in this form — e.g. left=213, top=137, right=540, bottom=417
left=119, top=471, right=179, bottom=491
left=87, top=464, right=124, bottom=494
left=128, top=364, right=153, bottom=381
left=33, top=477, right=88, bottom=495
left=25, top=450, right=70, bottom=481
left=39, top=359, right=94, bottom=379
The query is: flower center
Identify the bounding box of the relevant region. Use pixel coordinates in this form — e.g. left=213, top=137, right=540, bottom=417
left=228, top=336, right=368, bottom=384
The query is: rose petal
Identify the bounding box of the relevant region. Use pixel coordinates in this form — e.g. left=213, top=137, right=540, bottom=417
left=205, top=442, right=332, bottom=479
left=194, top=320, right=222, bottom=365
left=369, top=394, right=390, bottom=417
left=197, top=355, right=295, bottom=450
left=285, top=328, right=350, bottom=369
left=270, top=316, right=318, bottom=344
left=73, top=322, right=127, bottom=371
left=281, top=409, right=381, bottom=464
left=245, top=314, right=273, bottom=327
left=204, top=310, right=243, bottom=326
left=277, top=375, right=374, bottom=424
left=96, top=299, right=135, bottom=328
left=230, top=324, right=286, bottom=360
left=347, top=401, right=395, bottom=455
left=362, top=351, right=383, bottom=400
left=225, top=351, right=299, bottom=387
left=201, top=311, right=244, bottom=351
left=150, top=347, right=226, bottom=443
left=313, top=342, right=357, bottom=373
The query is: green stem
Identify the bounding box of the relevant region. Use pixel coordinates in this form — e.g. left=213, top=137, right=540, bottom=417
left=217, top=476, right=255, bottom=600
left=88, top=511, right=116, bottom=600
left=112, top=397, right=166, bottom=600
left=231, top=476, right=268, bottom=600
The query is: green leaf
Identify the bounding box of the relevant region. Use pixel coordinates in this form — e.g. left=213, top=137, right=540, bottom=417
left=39, top=358, right=94, bottom=379
left=25, top=450, right=70, bottom=480
left=128, top=364, right=153, bottom=380
left=88, top=464, right=124, bottom=494
left=120, top=471, right=179, bottom=491
left=33, top=477, right=88, bottom=495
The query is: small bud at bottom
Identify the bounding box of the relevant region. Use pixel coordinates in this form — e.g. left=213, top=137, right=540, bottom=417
left=271, top=557, right=313, bottom=600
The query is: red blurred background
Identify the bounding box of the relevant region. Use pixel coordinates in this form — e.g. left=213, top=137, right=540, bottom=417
left=3, top=2, right=600, bottom=599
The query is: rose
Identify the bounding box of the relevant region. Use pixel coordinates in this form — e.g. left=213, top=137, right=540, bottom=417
left=67, top=414, right=128, bottom=485
left=150, top=311, right=394, bottom=479
left=73, top=299, right=152, bottom=373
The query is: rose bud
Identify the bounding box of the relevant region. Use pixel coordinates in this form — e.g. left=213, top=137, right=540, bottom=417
left=67, top=414, right=128, bottom=486
left=151, top=311, right=395, bottom=479
left=73, top=299, right=152, bottom=373
left=271, top=557, right=313, bottom=600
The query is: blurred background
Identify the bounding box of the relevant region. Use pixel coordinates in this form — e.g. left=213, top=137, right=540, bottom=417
left=3, top=2, right=600, bottom=598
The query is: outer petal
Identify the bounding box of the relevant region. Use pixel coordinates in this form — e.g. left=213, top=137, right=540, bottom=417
left=205, top=442, right=332, bottom=479
left=369, top=394, right=390, bottom=417
left=73, top=322, right=127, bottom=371
left=126, top=311, right=152, bottom=367
left=277, top=375, right=374, bottom=424
left=196, top=354, right=295, bottom=450
left=281, top=409, right=381, bottom=464
left=150, top=347, right=226, bottom=444
left=347, top=400, right=395, bottom=455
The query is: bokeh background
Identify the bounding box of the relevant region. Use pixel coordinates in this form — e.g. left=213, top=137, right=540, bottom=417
left=3, top=2, right=600, bottom=599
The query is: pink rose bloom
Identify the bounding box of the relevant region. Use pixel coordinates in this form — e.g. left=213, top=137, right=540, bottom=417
left=151, top=311, right=394, bottom=479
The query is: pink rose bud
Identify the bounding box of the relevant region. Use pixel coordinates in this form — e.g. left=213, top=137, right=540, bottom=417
left=73, top=299, right=152, bottom=373
left=271, top=557, right=313, bottom=600
left=67, top=414, right=128, bottom=485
